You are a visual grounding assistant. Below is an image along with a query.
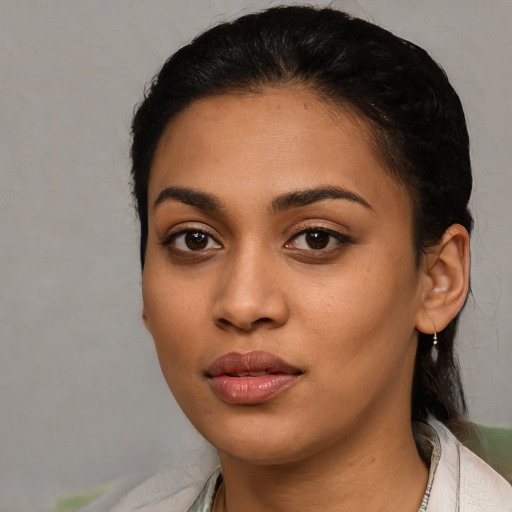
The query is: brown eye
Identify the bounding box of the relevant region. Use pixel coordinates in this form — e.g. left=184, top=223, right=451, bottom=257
left=286, top=227, right=353, bottom=253
left=185, top=232, right=208, bottom=250
left=305, top=231, right=330, bottom=249
left=168, top=230, right=222, bottom=252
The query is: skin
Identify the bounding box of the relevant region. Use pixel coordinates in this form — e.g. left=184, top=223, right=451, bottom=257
left=141, top=88, right=470, bottom=512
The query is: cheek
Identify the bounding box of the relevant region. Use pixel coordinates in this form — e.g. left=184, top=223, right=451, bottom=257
left=142, top=269, right=208, bottom=374
left=142, top=276, right=216, bottom=416
left=296, top=266, right=420, bottom=430
left=299, top=251, right=420, bottom=369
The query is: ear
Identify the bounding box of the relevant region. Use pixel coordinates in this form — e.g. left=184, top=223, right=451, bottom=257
left=415, top=224, right=470, bottom=334
left=141, top=305, right=153, bottom=334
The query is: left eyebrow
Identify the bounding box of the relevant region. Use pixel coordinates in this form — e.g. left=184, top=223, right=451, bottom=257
left=270, top=186, right=373, bottom=214
left=153, top=186, right=224, bottom=212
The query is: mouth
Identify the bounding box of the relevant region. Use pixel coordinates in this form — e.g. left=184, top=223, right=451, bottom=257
left=205, top=351, right=303, bottom=405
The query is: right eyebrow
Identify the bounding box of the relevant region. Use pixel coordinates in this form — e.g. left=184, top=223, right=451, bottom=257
left=153, top=186, right=224, bottom=212
left=270, top=185, right=373, bottom=214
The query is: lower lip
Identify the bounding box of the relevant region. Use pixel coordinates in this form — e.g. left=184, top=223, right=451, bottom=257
left=208, top=374, right=300, bottom=404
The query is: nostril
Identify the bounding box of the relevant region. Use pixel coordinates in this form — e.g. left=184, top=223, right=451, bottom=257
left=216, top=318, right=234, bottom=329
left=215, top=316, right=275, bottom=332
left=212, top=284, right=290, bottom=331
left=256, top=317, right=273, bottom=325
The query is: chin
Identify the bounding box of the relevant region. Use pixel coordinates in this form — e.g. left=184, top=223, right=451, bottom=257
left=197, top=415, right=331, bottom=467
left=218, top=441, right=312, bottom=466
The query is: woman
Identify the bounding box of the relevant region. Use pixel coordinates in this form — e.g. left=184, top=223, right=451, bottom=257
left=85, top=5, right=512, bottom=511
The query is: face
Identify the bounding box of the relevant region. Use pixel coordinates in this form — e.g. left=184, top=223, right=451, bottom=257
left=142, top=89, right=428, bottom=465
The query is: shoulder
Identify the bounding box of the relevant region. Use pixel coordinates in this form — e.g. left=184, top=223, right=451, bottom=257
left=427, top=419, right=512, bottom=512
left=79, top=449, right=219, bottom=512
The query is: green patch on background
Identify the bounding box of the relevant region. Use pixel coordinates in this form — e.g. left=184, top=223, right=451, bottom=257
left=51, top=487, right=108, bottom=512
left=460, top=423, right=512, bottom=483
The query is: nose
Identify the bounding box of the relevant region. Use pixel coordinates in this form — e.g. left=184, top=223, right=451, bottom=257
left=211, top=249, right=290, bottom=332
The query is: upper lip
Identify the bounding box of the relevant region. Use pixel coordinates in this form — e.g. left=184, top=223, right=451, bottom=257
left=206, top=351, right=303, bottom=377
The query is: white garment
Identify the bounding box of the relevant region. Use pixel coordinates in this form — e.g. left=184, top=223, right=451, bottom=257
left=80, top=420, right=512, bottom=512
left=426, top=419, right=512, bottom=511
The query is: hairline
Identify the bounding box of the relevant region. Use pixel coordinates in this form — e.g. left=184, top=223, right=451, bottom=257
left=140, top=81, right=422, bottom=266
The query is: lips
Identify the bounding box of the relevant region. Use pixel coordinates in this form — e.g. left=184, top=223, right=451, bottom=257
left=206, top=351, right=302, bottom=405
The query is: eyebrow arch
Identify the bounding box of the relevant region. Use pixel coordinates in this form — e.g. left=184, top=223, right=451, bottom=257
left=153, top=186, right=224, bottom=212
left=270, top=185, right=372, bottom=214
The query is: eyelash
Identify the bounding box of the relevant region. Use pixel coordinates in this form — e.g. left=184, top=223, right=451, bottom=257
left=160, top=227, right=221, bottom=253
left=286, top=226, right=354, bottom=252
left=160, top=225, right=354, bottom=255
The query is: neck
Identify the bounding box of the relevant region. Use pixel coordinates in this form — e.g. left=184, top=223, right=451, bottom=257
left=215, top=417, right=428, bottom=512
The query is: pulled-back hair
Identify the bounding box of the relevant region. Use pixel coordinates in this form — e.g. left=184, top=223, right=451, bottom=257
left=131, top=6, right=472, bottom=428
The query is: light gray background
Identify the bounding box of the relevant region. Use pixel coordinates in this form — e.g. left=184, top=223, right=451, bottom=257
left=1, top=1, right=511, bottom=510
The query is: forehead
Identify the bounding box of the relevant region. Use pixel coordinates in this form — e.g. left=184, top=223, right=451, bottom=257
left=155, top=88, right=374, bottom=162
left=149, top=88, right=411, bottom=219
